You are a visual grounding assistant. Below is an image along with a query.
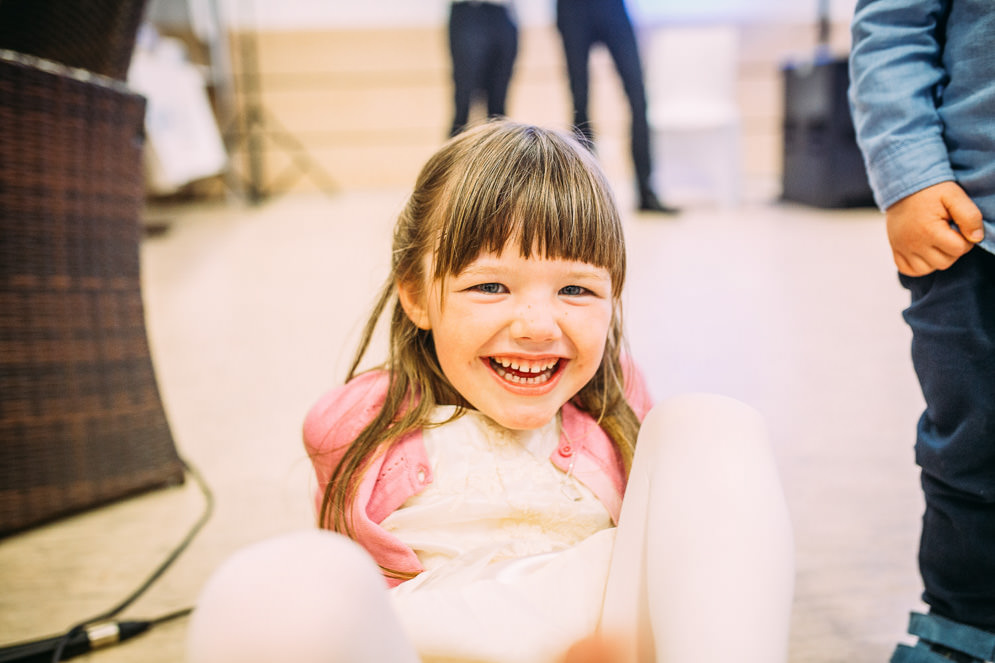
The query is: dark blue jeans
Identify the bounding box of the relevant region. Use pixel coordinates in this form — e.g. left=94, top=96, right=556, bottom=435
left=448, top=2, right=518, bottom=137
left=555, top=0, right=653, bottom=196
left=900, top=246, right=995, bottom=630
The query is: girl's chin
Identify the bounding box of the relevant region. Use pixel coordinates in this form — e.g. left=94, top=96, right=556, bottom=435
left=485, top=407, right=561, bottom=431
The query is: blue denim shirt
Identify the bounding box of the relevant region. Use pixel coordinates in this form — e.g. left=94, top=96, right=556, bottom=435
left=849, top=0, right=995, bottom=254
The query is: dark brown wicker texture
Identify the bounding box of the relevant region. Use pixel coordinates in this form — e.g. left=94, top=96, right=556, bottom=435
left=0, top=0, right=148, bottom=80
left=0, top=51, right=184, bottom=537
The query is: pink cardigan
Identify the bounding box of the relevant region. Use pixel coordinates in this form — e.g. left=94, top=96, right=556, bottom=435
left=303, top=366, right=652, bottom=587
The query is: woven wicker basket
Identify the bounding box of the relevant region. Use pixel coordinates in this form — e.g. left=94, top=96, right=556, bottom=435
left=0, top=0, right=147, bottom=80
left=0, top=51, right=184, bottom=537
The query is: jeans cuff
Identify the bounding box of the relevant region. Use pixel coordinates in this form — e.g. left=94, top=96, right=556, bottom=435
left=892, top=642, right=974, bottom=662
left=908, top=612, right=995, bottom=661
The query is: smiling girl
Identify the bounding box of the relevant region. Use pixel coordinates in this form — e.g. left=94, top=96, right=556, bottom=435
left=188, top=121, right=794, bottom=663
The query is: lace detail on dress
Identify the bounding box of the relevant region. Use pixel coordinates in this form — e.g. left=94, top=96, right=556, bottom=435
left=380, top=407, right=613, bottom=572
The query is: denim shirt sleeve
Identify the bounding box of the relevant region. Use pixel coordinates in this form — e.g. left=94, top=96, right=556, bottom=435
left=848, top=0, right=955, bottom=210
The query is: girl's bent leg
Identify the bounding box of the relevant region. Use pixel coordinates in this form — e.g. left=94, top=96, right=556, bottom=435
left=187, top=530, right=419, bottom=663
left=602, top=394, right=795, bottom=663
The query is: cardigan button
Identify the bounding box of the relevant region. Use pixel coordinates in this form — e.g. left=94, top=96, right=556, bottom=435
left=416, top=469, right=427, bottom=483
left=558, top=445, right=573, bottom=457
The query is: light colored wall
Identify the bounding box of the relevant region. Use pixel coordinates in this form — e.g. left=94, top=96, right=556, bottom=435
left=214, top=0, right=858, bottom=29
left=216, top=18, right=855, bottom=196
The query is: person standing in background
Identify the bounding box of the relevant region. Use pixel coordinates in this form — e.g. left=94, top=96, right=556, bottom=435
left=849, top=1, right=995, bottom=661
left=555, top=0, right=677, bottom=214
left=447, top=0, right=518, bottom=137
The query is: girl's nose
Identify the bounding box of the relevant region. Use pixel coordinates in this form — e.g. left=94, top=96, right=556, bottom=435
left=509, top=303, right=561, bottom=342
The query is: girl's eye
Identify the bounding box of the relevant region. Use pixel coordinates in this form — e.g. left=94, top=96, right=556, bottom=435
left=560, top=285, right=590, bottom=296
left=471, top=282, right=507, bottom=294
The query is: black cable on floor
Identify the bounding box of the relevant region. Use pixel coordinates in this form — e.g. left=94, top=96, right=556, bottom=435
left=0, top=456, right=213, bottom=663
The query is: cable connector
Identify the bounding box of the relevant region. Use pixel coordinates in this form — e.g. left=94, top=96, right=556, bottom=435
left=83, top=621, right=149, bottom=650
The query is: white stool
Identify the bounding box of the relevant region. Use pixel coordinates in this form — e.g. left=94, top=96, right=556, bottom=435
left=645, top=24, right=742, bottom=207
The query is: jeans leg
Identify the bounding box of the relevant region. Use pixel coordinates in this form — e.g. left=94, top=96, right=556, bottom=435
left=901, top=247, right=995, bottom=630
left=556, top=1, right=595, bottom=149
left=599, top=6, right=653, bottom=193
left=448, top=3, right=488, bottom=136
left=483, top=6, right=517, bottom=119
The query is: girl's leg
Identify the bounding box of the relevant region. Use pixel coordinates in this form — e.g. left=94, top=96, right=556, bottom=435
left=187, top=530, right=419, bottom=663
left=601, top=394, right=795, bottom=662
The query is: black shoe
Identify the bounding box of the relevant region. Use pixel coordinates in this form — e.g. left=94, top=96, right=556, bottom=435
left=637, top=191, right=680, bottom=215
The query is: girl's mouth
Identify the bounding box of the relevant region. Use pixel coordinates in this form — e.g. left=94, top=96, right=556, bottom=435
left=488, top=356, right=561, bottom=385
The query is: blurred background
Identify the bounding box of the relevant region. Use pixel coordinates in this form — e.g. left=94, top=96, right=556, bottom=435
left=134, top=0, right=864, bottom=203
left=1, top=1, right=927, bottom=662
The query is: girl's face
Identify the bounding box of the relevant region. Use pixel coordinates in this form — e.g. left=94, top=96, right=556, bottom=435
left=399, top=242, right=614, bottom=430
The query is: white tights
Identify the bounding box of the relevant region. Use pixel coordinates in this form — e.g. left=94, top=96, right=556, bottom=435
left=187, top=394, right=794, bottom=663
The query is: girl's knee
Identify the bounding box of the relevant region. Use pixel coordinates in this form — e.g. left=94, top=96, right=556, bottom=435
left=195, top=529, right=381, bottom=602
left=635, top=394, right=792, bottom=543
left=637, top=393, right=769, bottom=463
left=188, top=530, right=390, bottom=663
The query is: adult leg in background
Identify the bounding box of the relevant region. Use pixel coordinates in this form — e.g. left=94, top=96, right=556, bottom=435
left=601, top=393, right=795, bottom=662
left=556, top=0, right=596, bottom=150
left=448, top=2, right=489, bottom=137
left=187, top=530, right=419, bottom=663
left=483, top=3, right=518, bottom=121
left=595, top=0, right=655, bottom=206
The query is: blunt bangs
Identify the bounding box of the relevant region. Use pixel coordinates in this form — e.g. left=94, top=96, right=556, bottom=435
left=429, top=123, right=626, bottom=298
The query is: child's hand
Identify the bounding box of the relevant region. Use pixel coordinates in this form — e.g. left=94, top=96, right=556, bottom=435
left=885, top=181, right=984, bottom=276
left=561, top=633, right=628, bottom=663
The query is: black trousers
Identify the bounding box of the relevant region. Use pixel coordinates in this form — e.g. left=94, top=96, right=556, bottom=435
left=448, top=2, right=518, bottom=137
left=555, top=0, right=653, bottom=195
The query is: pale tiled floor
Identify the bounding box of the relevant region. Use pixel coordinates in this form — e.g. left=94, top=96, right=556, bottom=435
left=0, top=180, right=929, bottom=662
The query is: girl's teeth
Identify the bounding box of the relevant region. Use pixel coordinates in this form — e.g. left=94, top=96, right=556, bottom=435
left=490, top=357, right=559, bottom=384
left=493, top=357, right=556, bottom=372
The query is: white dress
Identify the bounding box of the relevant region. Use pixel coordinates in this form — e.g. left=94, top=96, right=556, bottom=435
left=383, top=406, right=617, bottom=663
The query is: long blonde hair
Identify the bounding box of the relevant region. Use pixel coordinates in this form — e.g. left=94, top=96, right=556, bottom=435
left=318, top=121, right=640, bottom=566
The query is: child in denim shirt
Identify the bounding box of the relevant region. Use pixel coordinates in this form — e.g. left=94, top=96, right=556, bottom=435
left=850, top=1, right=995, bottom=660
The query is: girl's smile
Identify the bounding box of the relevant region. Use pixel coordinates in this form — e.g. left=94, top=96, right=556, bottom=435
left=487, top=356, right=563, bottom=387
left=400, top=245, right=614, bottom=430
